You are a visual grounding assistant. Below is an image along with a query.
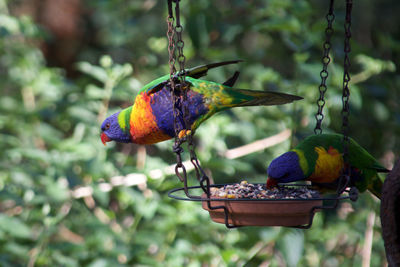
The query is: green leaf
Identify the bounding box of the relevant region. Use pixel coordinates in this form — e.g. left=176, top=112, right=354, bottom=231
left=0, top=15, right=20, bottom=35
left=280, top=229, right=304, bottom=267
left=77, top=62, right=108, bottom=83
left=0, top=214, right=31, bottom=239
left=87, top=259, right=108, bottom=267
left=44, top=178, right=70, bottom=203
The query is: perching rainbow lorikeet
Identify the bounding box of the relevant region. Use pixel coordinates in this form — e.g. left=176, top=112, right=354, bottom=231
left=266, top=133, right=389, bottom=199
left=100, top=60, right=302, bottom=145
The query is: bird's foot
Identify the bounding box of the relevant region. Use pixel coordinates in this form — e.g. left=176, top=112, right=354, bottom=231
left=178, top=129, right=192, bottom=139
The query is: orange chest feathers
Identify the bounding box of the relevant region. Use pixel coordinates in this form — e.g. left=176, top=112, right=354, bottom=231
left=129, top=93, right=171, bottom=144
left=308, top=146, right=344, bottom=183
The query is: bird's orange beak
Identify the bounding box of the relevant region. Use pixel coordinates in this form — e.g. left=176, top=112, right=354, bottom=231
left=266, top=177, right=278, bottom=189
left=101, top=132, right=111, bottom=146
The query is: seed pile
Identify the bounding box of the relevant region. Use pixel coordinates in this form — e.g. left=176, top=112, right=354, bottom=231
left=209, top=181, right=320, bottom=199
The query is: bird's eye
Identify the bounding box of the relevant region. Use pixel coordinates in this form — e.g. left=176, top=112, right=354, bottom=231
left=105, top=123, right=110, bottom=130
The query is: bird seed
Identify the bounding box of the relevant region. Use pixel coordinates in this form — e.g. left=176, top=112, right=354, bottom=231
left=209, top=180, right=320, bottom=199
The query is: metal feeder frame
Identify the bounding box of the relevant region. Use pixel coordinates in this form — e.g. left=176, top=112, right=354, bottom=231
left=167, top=174, right=359, bottom=229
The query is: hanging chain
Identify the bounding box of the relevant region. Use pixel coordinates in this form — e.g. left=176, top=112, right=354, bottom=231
left=174, top=0, right=186, bottom=80
left=341, top=0, right=352, bottom=172
left=166, top=1, right=179, bottom=142
left=167, top=2, right=176, bottom=88
left=166, top=0, right=208, bottom=193
left=314, top=0, right=335, bottom=134
left=172, top=1, right=203, bottom=183
left=336, top=0, right=353, bottom=195
left=167, top=0, right=186, bottom=183
left=167, top=0, right=186, bottom=145
left=174, top=0, right=191, bottom=143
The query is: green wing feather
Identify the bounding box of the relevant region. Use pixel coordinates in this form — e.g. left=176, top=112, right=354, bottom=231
left=139, top=60, right=242, bottom=95
left=139, top=74, right=169, bottom=94
left=367, top=173, right=385, bottom=199
left=187, top=77, right=302, bottom=130
left=188, top=77, right=302, bottom=107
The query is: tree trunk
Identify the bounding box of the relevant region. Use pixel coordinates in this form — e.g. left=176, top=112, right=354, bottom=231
left=381, top=159, right=400, bottom=266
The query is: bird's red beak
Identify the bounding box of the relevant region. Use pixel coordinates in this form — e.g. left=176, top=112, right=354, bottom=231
left=101, top=132, right=111, bottom=146
left=266, top=177, right=278, bottom=189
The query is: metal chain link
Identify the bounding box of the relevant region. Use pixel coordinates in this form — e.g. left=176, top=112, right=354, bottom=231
left=174, top=0, right=186, bottom=79
left=166, top=16, right=180, bottom=142
left=166, top=1, right=177, bottom=133
left=174, top=0, right=190, bottom=140
left=341, top=0, right=352, bottom=172
left=335, top=0, right=353, bottom=195
left=314, top=0, right=335, bottom=134
left=167, top=1, right=185, bottom=184
left=167, top=0, right=186, bottom=144
left=167, top=18, right=177, bottom=111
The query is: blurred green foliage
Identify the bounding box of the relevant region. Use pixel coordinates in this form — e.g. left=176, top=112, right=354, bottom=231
left=0, top=0, right=398, bottom=266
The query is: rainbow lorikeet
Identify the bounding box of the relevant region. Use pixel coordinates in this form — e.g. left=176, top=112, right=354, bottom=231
left=266, top=133, right=389, bottom=199
left=100, top=60, right=302, bottom=145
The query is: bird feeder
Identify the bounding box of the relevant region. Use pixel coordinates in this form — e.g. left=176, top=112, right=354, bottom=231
left=166, top=0, right=358, bottom=228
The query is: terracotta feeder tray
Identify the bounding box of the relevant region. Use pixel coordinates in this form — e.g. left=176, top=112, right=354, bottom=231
left=201, top=181, right=322, bottom=227
left=202, top=196, right=322, bottom=227
left=168, top=181, right=354, bottom=228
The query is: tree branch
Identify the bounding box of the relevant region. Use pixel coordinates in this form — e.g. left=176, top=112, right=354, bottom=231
left=381, top=159, right=400, bottom=266
left=224, top=129, right=291, bottom=159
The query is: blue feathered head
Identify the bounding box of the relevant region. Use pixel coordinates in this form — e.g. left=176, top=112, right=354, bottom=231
left=100, top=111, right=131, bottom=145
left=267, top=151, right=305, bottom=188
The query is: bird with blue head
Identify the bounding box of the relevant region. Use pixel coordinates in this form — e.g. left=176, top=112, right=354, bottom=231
left=100, top=60, right=303, bottom=146
left=266, top=134, right=389, bottom=199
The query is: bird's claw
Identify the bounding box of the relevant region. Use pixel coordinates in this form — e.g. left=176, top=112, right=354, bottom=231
left=178, top=129, right=192, bottom=139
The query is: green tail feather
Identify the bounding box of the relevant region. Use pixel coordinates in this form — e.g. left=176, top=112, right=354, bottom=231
left=367, top=173, right=385, bottom=199
left=230, top=89, right=303, bottom=107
